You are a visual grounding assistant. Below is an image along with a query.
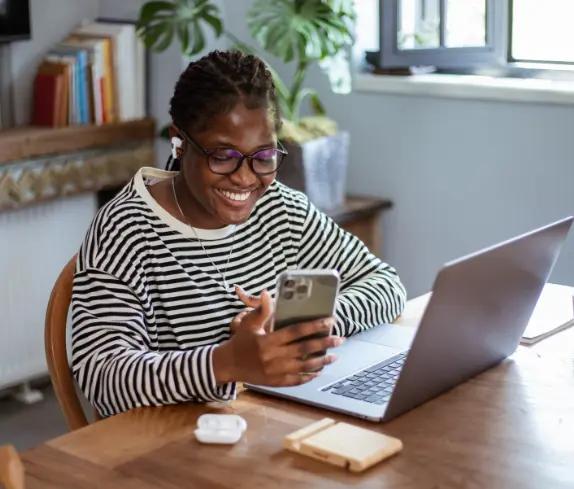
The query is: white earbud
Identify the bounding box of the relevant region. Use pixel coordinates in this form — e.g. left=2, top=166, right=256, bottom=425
left=171, top=136, right=183, bottom=159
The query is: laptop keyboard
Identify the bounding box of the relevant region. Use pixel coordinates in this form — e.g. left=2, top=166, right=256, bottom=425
left=320, top=352, right=408, bottom=405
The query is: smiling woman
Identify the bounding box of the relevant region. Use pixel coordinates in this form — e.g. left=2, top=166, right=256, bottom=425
left=70, top=50, right=407, bottom=418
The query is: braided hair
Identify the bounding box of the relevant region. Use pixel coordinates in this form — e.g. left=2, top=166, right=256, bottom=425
left=167, top=50, right=281, bottom=171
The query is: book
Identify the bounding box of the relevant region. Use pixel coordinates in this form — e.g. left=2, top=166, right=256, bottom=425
left=97, top=17, right=147, bottom=119
left=62, top=36, right=106, bottom=124
left=521, top=283, right=574, bottom=345
left=36, top=60, right=70, bottom=126
left=75, top=22, right=140, bottom=121
left=45, top=53, right=78, bottom=125
left=31, top=72, right=63, bottom=127
left=50, top=45, right=91, bottom=124
left=71, top=33, right=116, bottom=123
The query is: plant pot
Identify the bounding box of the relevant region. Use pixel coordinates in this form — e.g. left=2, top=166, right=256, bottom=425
left=278, top=131, right=349, bottom=211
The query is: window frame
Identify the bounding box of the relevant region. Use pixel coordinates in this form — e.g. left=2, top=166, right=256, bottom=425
left=377, top=0, right=508, bottom=69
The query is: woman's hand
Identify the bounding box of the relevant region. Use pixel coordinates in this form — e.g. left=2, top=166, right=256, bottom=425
left=230, top=285, right=270, bottom=335
left=213, top=286, right=344, bottom=386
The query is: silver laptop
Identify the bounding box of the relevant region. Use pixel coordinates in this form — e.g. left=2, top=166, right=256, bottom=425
left=248, top=217, right=573, bottom=422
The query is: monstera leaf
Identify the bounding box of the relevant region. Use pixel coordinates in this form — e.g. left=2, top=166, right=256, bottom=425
left=247, top=0, right=354, bottom=63
left=136, top=0, right=223, bottom=56
left=247, top=0, right=355, bottom=117
left=137, top=0, right=357, bottom=126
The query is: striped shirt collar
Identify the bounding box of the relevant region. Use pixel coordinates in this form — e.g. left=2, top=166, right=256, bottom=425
left=134, top=166, right=237, bottom=241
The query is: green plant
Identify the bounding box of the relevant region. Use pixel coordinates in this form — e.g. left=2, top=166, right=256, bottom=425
left=136, top=0, right=355, bottom=134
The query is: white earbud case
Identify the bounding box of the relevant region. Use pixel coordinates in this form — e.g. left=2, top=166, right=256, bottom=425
left=194, top=414, right=247, bottom=444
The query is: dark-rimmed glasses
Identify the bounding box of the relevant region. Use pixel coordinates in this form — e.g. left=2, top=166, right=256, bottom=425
left=177, top=127, right=288, bottom=176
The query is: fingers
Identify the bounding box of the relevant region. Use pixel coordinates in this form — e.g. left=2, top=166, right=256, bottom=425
left=265, top=354, right=337, bottom=386
left=232, top=288, right=274, bottom=334
left=234, top=286, right=273, bottom=323
left=280, top=335, right=344, bottom=359
left=263, top=314, right=274, bottom=334
left=270, top=372, right=320, bottom=387
left=269, top=317, right=335, bottom=346
left=243, top=290, right=272, bottom=326
left=235, top=285, right=262, bottom=308
left=230, top=311, right=248, bottom=334
left=258, top=290, right=273, bottom=322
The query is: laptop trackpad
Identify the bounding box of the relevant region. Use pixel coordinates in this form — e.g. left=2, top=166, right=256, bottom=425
left=352, top=323, right=416, bottom=349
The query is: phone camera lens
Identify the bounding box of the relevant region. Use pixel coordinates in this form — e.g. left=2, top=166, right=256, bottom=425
left=296, top=285, right=308, bottom=294
left=284, top=279, right=295, bottom=288
left=283, top=290, right=294, bottom=300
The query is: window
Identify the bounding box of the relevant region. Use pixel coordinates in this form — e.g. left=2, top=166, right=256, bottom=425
left=511, top=0, right=574, bottom=64
left=365, top=0, right=574, bottom=71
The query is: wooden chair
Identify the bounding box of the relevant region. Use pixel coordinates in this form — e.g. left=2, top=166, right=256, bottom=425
left=44, top=255, right=91, bottom=430
left=0, top=445, right=25, bottom=489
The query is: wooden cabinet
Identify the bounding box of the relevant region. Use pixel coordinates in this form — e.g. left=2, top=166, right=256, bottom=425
left=326, top=196, right=392, bottom=255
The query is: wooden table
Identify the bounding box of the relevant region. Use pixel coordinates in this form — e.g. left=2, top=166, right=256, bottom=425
left=22, top=296, right=574, bottom=488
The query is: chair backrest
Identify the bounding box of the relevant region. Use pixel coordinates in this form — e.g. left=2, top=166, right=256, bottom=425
left=0, top=445, right=25, bottom=489
left=44, top=255, right=88, bottom=430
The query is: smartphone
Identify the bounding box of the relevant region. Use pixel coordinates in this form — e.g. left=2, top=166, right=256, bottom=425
left=272, top=270, right=340, bottom=359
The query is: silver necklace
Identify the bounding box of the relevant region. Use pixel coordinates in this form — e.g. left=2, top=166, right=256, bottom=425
left=171, top=176, right=236, bottom=291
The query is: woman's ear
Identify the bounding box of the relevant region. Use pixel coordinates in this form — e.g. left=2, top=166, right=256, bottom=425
left=168, top=124, right=179, bottom=140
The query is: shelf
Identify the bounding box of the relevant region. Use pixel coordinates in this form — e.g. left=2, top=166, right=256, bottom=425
left=0, top=118, right=155, bottom=165
left=326, top=196, right=393, bottom=224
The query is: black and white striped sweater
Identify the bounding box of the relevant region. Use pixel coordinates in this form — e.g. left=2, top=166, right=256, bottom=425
left=71, top=167, right=406, bottom=416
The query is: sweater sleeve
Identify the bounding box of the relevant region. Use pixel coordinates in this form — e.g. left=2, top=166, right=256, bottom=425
left=71, top=267, right=236, bottom=417
left=296, top=200, right=406, bottom=337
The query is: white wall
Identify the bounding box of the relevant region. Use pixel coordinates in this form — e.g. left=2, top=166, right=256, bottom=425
left=280, top=65, right=574, bottom=296
left=327, top=87, right=574, bottom=296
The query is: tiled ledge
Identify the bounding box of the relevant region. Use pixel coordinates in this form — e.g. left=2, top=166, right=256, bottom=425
left=0, top=143, right=153, bottom=212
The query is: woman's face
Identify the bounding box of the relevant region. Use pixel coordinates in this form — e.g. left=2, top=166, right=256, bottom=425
left=176, top=102, right=277, bottom=229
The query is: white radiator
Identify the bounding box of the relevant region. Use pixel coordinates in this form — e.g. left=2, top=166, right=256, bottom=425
left=0, top=194, right=97, bottom=389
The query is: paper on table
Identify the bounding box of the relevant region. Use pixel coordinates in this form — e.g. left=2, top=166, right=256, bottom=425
left=521, top=283, right=574, bottom=345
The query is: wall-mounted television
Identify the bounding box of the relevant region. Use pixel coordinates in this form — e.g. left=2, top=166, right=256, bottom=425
left=0, top=0, right=31, bottom=43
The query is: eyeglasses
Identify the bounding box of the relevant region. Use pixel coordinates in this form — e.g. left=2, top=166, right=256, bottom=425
left=177, top=127, right=288, bottom=176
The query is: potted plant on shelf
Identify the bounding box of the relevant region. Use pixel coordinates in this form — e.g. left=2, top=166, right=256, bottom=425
left=136, top=0, right=356, bottom=210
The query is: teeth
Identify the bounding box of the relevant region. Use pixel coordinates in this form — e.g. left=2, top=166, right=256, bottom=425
left=218, top=188, right=251, bottom=202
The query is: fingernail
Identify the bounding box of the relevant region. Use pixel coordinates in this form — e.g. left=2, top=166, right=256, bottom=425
left=326, top=355, right=337, bottom=364
left=334, top=337, right=345, bottom=346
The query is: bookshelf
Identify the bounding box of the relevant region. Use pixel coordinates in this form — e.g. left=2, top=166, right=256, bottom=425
left=0, top=118, right=154, bottom=164
left=0, top=118, right=156, bottom=211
